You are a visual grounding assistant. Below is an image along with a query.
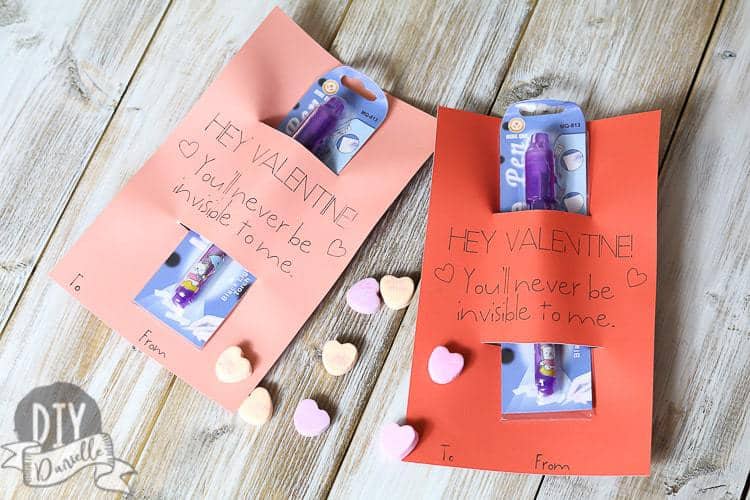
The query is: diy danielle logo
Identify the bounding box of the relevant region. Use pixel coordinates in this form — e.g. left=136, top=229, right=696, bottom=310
left=1, top=382, right=135, bottom=494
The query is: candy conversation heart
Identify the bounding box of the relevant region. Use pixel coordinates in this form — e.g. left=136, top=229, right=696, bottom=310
left=238, top=387, right=273, bottom=426
left=428, top=346, right=464, bottom=384
left=346, top=277, right=381, bottom=314
left=380, top=422, right=419, bottom=460
left=322, top=340, right=358, bottom=376
left=215, top=346, right=252, bottom=383
left=379, top=275, right=415, bottom=310
left=294, top=399, right=331, bottom=437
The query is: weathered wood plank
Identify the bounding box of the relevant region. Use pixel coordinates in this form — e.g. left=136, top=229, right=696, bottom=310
left=0, top=0, right=741, bottom=498
left=0, top=0, right=170, bottom=334
left=0, top=1, right=347, bottom=498
left=491, top=0, right=721, bottom=160
left=333, top=0, right=723, bottom=498
left=0, top=1, right=170, bottom=496
left=537, top=1, right=750, bottom=497
left=131, top=1, right=535, bottom=498
left=328, top=284, right=543, bottom=499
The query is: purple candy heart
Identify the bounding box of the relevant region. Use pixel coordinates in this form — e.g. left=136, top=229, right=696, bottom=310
left=345, top=277, right=381, bottom=314
left=380, top=422, right=419, bottom=460
left=428, top=346, right=465, bottom=384
left=293, top=399, right=330, bottom=437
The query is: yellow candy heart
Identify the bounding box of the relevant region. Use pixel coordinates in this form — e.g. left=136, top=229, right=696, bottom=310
left=322, top=340, right=358, bottom=377
left=238, top=387, right=273, bottom=426
left=215, top=346, right=252, bottom=383
left=379, top=275, right=415, bottom=310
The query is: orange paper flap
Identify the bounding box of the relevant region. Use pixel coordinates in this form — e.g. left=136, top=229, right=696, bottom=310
left=424, top=109, right=657, bottom=347
left=406, top=107, right=658, bottom=475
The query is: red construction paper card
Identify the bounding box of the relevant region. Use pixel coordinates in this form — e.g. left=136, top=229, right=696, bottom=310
left=50, top=8, right=435, bottom=411
left=406, top=107, right=658, bottom=475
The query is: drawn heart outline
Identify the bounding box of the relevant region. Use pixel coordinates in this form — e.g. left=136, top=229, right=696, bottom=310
left=178, top=139, right=199, bottom=158
left=327, top=239, right=347, bottom=258
left=433, top=263, right=455, bottom=283
left=626, top=267, right=647, bottom=288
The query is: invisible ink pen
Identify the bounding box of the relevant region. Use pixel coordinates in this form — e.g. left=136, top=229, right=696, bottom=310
left=526, top=133, right=558, bottom=396
left=172, top=244, right=227, bottom=308
left=524, top=132, right=556, bottom=210
left=292, top=96, right=345, bottom=155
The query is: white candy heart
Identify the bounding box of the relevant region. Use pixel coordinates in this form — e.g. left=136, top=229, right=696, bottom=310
left=215, top=346, right=252, bottom=383
left=322, top=340, right=358, bottom=377
left=238, top=387, right=273, bottom=426
left=379, top=275, right=415, bottom=310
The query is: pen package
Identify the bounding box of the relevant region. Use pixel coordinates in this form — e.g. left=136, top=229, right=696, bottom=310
left=498, top=99, right=593, bottom=420
left=135, top=229, right=256, bottom=349
left=500, top=343, right=593, bottom=420
left=279, top=66, right=388, bottom=174
left=499, top=99, right=587, bottom=214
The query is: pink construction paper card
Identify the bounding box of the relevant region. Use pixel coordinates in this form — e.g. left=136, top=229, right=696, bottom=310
left=51, top=8, right=435, bottom=410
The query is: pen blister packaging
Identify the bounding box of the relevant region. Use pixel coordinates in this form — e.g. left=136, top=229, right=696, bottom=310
left=279, top=66, right=388, bottom=174
left=500, top=343, right=593, bottom=419
left=135, top=229, right=256, bottom=349
left=499, top=99, right=587, bottom=213
left=499, top=99, right=592, bottom=420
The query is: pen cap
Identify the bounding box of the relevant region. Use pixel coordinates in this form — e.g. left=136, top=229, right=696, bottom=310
left=292, top=96, right=345, bottom=154
left=534, top=343, right=557, bottom=397
left=172, top=244, right=226, bottom=308
left=524, top=133, right=556, bottom=210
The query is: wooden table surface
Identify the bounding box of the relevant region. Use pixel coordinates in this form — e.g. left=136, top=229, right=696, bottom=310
left=1, top=1, right=749, bottom=498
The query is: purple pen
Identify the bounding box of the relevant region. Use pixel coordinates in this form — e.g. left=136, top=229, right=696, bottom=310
left=172, top=244, right=226, bottom=308
left=526, top=133, right=559, bottom=397
left=293, top=96, right=345, bottom=155
left=524, top=133, right=557, bottom=210
left=535, top=344, right=557, bottom=396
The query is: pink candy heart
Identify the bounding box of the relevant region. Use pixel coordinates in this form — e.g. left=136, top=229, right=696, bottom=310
left=346, top=277, right=381, bottom=314
left=428, top=345, right=464, bottom=384
left=293, top=399, right=330, bottom=437
left=380, top=422, right=419, bottom=460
